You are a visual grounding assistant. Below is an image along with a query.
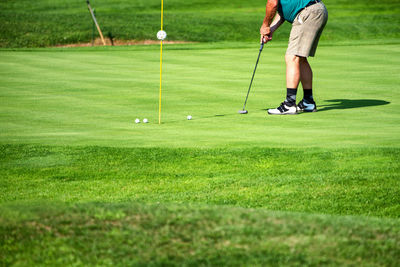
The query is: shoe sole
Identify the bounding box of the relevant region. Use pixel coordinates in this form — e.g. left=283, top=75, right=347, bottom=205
left=268, top=112, right=298, bottom=115
left=297, top=109, right=317, bottom=113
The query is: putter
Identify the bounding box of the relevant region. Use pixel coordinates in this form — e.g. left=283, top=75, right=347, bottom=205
left=238, top=40, right=265, bottom=114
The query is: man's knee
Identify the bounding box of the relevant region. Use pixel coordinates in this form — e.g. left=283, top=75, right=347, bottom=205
left=285, top=54, right=305, bottom=65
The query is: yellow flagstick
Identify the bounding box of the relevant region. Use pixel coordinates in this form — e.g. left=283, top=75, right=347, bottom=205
left=158, top=0, right=164, bottom=124
left=159, top=42, right=163, bottom=124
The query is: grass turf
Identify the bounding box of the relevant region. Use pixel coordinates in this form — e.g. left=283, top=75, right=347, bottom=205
left=1, top=144, right=399, bottom=217
left=0, top=44, right=398, bottom=148
left=1, top=0, right=400, bottom=47
left=1, top=203, right=399, bottom=266
left=0, top=42, right=399, bottom=265
left=1, top=0, right=400, bottom=263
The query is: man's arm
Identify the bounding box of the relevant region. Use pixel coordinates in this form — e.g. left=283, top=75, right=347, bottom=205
left=270, top=13, right=285, bottom=34
left=260, top=0, right=284, bottom=42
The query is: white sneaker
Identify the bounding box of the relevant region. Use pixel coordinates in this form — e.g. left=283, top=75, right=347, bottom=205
left=268, top=102, right=297, bottom=115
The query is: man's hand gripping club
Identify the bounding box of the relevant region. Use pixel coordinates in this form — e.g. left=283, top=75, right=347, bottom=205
left=260, top=0, right=285, bottom=43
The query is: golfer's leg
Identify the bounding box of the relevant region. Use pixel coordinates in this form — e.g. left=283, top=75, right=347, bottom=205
left=267, top=54, right=300, bottom=114
left=285, top=54, right=301, bottom=89
left=300, top=57, right=312, bottom=89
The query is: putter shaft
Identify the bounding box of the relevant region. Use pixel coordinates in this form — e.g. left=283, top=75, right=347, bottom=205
left=241, top=42, right=264, bottom=112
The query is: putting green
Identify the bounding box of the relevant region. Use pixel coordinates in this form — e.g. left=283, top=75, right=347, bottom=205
left=0, top=43, right=398, bottom=148
left=1, top=43, right=399, bottom=266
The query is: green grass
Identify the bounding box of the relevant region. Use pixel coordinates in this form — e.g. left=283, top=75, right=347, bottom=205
left=1, top=203, right=399, bottom=266
left=1, top=145, right=399, bottom=217
left=0, top=44, right=398, bottom=148
left=1, top=0, right=400, bottom=264
left=1, top=0, right=400, bottom=47
left=1, top=43, right=399, bottom=265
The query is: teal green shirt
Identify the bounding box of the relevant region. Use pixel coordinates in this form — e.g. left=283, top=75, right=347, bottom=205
left=278, top=0, right=311, bottom=23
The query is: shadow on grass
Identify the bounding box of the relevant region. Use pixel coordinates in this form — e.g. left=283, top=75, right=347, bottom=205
left=259, top=99, right=390, bottom=114
left=166, top=99, right=389, bottom=124
left=163, top=114, right=233, bottom=124
left=318, top=99, right=390, bottom=112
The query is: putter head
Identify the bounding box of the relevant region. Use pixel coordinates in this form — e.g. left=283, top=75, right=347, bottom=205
left=238, top=110, right=248, bottom=114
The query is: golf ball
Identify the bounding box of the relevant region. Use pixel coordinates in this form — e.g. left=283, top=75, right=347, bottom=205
left=157, top=30, right=167, bottom=40
left=143, top=118, right=148, bottom=123
left=135, top=118, right=140, bottom=124
left=187, top=115, right=192, bottom=120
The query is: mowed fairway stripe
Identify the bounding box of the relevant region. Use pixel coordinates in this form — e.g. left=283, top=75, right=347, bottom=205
left=1, top=144, right=399, bottom=218
left=0, top=44, right=399, bottom=148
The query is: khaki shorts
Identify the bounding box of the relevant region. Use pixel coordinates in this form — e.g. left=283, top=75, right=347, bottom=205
left=286, top=2, right=328, bottom=57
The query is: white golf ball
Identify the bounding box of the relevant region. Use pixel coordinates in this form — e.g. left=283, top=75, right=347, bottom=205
left=157, top=30, right=167, bottom=40
left=187, top=115, right=192, bottom=120
left=143, top=118, right=148, bottom=123
left=135, top=118, right=140, bottom=124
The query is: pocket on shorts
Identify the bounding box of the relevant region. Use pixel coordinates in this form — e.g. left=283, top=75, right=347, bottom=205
left=298, top=8, right=313, bottom=24
left=292, top=13, right=302, bottom=26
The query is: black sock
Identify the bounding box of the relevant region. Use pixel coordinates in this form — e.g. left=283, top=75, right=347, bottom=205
left=284, top=88, right=297, bottom=106
left=303, top=89, right=313, bottom=102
